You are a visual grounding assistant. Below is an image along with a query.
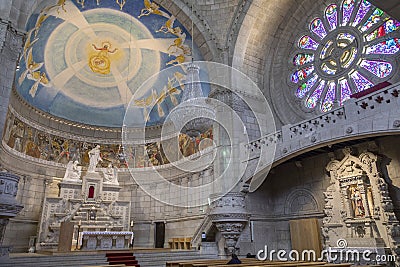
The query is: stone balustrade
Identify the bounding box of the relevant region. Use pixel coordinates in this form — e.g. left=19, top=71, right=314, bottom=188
left=245, top=82, right=400, bottom=184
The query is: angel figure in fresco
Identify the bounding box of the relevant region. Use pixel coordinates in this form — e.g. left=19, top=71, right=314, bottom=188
left=33, top=12, right=49, bottom=37
left=168, top=33, right=191, bottom=56
left=28, top=71, right=50, bottom=98
left=155, top=88, right=167, bottom=117
left=89, top=42, right=118, bottom=75
left=133, top=89, right=158, bottom=121
left=138, top=0, right=169, bottom=19
left=42, top=0, right=67, bottom=16
left=166, top=54, right=186, bottom=67
left=350, top=187, right=365, bottom=217
left=166, top=77, right=181, bottom=106
left=18, top=48, right=43, bottom=86
left=156, top=15, right=183, bottom=36
left=21, top=30, right=38, bottom=63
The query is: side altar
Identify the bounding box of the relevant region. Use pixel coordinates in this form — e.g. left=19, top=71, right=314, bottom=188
left=36, top=146, right=132, bottom=251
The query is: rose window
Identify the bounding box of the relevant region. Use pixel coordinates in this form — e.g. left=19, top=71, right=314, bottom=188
left=290, top=0, right=400, bottom=113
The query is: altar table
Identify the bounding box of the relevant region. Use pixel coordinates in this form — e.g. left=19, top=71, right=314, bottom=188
left=79, top=231, right=133, bottom=250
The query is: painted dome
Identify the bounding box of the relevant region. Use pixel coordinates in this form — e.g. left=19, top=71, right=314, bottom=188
left=16, top=0, right=204, bottom=127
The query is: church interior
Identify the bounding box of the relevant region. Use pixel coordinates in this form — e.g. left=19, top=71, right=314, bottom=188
left=1, top=0, right=400, bottom=266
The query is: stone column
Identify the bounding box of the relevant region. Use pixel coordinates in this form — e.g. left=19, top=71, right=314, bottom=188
left=0, top=22, right=23, bottom=136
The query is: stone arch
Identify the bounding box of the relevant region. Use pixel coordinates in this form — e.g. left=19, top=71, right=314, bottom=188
left=156, top=0, right=219, bottom=62
left=284, top=188, right=319, bottom=215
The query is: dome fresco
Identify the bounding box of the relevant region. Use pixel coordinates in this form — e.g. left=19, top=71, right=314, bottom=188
left=16, top=0, right=205, bottom=127
left=290, top=0, right=400, bottom=113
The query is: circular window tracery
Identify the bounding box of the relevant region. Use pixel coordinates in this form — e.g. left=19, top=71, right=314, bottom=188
left=290, top=0, right=400, bottom=113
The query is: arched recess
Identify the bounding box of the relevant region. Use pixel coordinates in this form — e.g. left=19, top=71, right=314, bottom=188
left=231, top=0, right=317, bottom=126
left=284, top=188, right=320, bottom=215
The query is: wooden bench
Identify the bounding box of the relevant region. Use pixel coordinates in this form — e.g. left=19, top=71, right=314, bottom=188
left=168, top=237, right=192, bottom=250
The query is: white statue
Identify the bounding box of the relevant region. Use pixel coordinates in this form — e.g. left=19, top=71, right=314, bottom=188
left=63, top=160, right=82, bottom=181
left=88, top=145, right=102, bottom=172
left=103, top=163, right=118, bottom=185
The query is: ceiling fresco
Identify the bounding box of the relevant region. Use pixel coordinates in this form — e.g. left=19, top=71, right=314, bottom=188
left=16, top=0, right=205, bottom=127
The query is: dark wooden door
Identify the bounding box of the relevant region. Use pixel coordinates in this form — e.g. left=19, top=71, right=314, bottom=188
left=155, top=222, right=165, bottom=248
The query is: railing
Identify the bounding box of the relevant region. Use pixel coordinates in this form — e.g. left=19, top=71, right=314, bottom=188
left=244, top=81, right=400, bottom=172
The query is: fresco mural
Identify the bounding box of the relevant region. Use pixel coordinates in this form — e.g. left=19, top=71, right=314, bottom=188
left=2, top=110, right=213, bottom=168
left=16, top=0, right=205, bottom=127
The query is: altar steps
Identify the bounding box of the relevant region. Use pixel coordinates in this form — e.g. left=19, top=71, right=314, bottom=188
left=132, top=249, right=218, bottom=267
left=0, top=249, right=217, bottom=267
left=106, top=252, right=140, bottom=266
left=0, top=253, right=109, bottom=267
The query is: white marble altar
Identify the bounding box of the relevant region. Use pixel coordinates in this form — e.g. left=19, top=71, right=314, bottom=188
left=79, top=231, right=133, bottom=250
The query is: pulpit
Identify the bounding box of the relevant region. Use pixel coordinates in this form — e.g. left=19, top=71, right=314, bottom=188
left=79, top=231, right=133, bottom=250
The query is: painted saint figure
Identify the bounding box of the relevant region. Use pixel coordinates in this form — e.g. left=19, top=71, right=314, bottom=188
left=89, top=42, right=118, bottom=75
left=88, top=145, right=102, bottom=172
left=350, top=187, right=365, bottom=217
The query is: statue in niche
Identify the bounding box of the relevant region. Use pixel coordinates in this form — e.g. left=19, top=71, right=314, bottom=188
left=88, top=145, right=102, bottom=172
left=63, top=160, right=82, bottom=181
left=350, top=186, right=365, bottom=217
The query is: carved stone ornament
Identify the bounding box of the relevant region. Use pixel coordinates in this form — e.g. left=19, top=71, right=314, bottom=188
left=209, top=192, right=249, bottom=255
left=322, top=149, right=400, bottom=264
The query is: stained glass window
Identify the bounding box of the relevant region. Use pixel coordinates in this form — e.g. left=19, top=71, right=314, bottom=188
left=352, top=0, right=371, bottom=26
left=365, top=38, right=400, bottom=55
left=310, top=18, right=327, bottom=39
left=293, top=53, right=315, bottom=66
left=360, top=60, right=392, bottom=78
left=365, top=19, right=400, bottom=41
left=306, top=81, right=326, bottom=108
left=342, top=0, right=355, bottom=26
left=321, top=82, right=336, bottom=112
left=339, top=79, right=352, bottom=105
left=296, top=74, right=318, bottom=98
left=350, top=71, right=374, bottom=92
left=360, top=8, right=384, bottom=32
left=326, top=4, right=338, bottom=30
left=290, top=0, right=399, bottom=113
left=291, top=66, right=315, bottom=83
left=298, top=35, right=319, bottom=50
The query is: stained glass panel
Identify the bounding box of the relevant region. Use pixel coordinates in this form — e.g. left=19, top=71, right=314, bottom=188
left=350, top=71, right=373, bottom=92
left=342, top=0, right=355, bottom=26
left=296, top=74, right=318, bottom=98
left=320, top=40, right=333, bottom=59
left=326, top=4, right=338, bottom=30
left=360, top=8, right=384, bottom=32
left=306, top=81, right=326, bottom=108
left=365, top=19, right=400, bottom=41
left=310, top=18, right=327, bottom=39
left=293, top=53, right=315, bottom=66
left=321, top=63, right=336, bottom=75
left=360, top=60, right=392, bottom=78
left=298, top=35, right=319, bottom=50
left=365, top=38, right=400, bottom=54
left=321, top=82, right=336, bottom=112
left=339, top=79, right=352, bottom=105
left=352, top=0, right=371, bottom=26
left=291, top=66, right=315, bottom=83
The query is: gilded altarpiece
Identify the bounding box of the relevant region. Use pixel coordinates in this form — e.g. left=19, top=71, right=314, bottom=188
left=322, top=148, right=400, bottom=264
